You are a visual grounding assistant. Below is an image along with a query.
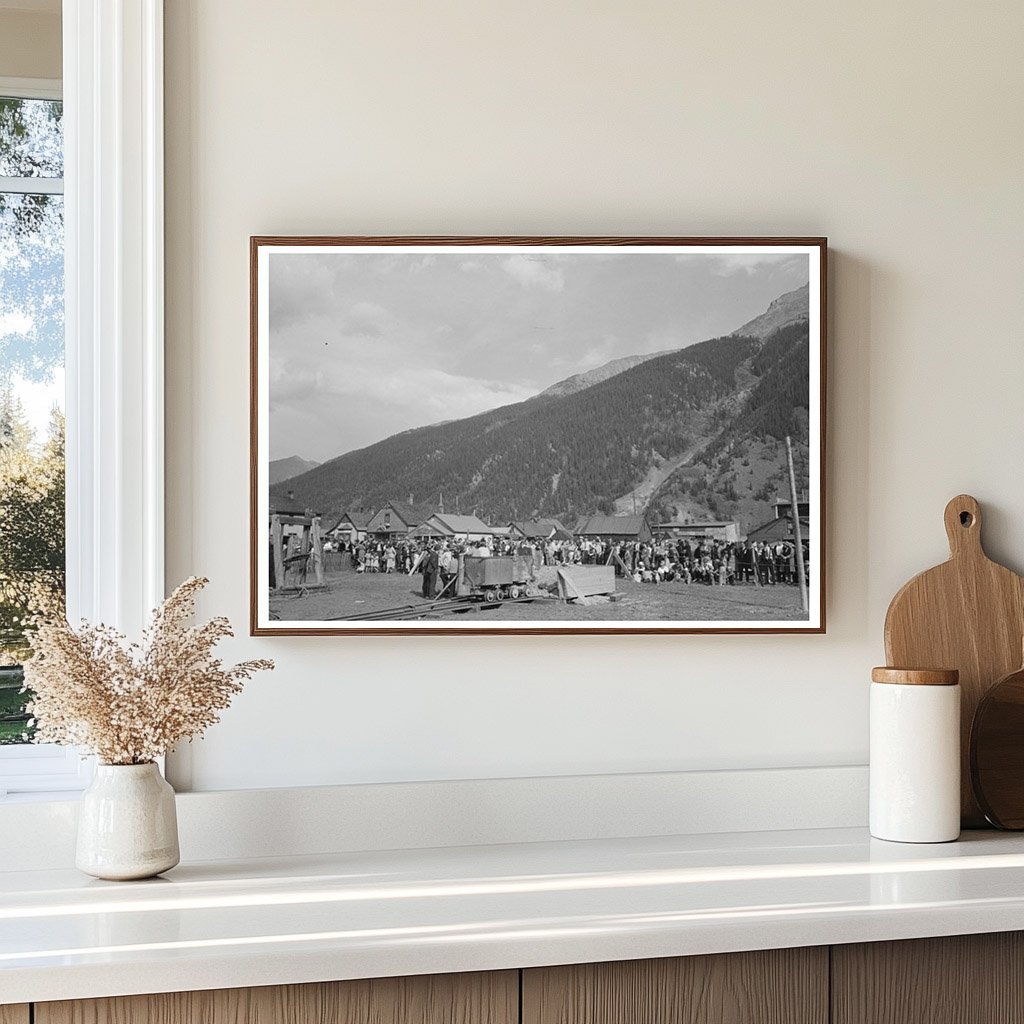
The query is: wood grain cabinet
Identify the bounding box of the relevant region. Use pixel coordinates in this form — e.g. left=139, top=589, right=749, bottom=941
left=832, top=933, right=1024, bottom=1024
left=522, top=948, right=828, bottom=1024
left=19, top=934, right=1024, bottom=1024
left=35, top=971, right=518, bottom=1024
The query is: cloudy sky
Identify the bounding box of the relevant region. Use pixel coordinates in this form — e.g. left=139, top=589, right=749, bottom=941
left=268, top=249, right=809, bottom=463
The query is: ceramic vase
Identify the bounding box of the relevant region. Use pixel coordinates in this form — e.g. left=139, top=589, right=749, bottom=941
left=76, top=762, right=180, bottom=880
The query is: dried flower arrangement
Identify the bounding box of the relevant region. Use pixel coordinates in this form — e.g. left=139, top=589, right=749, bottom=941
left=23, top=577, right=273, bottom=765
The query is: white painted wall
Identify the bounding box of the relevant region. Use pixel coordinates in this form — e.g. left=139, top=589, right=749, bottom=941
left=164, top=1, right=1024, bottom=791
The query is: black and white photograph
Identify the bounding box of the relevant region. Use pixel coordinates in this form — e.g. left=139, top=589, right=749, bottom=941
left=251, top=238, right=825, bottom=634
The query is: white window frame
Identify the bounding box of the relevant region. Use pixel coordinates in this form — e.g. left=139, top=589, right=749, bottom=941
left=0, top=74, right=80, bottom=797
left=0, top=77, right=61, bottom=101
left=0, top=0, right=164, bottom=799
left=0, top=77, right=64, bottom=192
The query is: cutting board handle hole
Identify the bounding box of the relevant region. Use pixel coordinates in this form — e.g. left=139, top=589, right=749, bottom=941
left=944, top=494, right=983, bottom=555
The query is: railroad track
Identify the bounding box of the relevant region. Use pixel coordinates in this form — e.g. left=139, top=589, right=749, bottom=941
left=330, top=594, right=551, bottom=622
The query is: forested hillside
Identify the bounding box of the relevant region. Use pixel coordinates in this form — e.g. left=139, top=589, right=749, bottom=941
left=647, top=320, right=811, bottom=528
left=271, top=286, right=812, bottom=532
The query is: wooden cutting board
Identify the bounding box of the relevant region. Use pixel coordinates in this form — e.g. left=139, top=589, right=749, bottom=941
left=884, top=494, right=1024, bottom=827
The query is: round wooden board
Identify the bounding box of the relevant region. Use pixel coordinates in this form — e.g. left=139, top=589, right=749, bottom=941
left=971, top=664, right=1024, bottom=829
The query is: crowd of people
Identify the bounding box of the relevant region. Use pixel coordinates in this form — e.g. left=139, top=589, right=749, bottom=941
left=323, top=536, right=493, bottom=597
left=321, top=533, right=808, bottom=591
left=608, top=538, right=808, bottom=587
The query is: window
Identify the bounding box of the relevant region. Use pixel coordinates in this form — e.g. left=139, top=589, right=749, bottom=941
left=0, top=86, right=66, bottom=728
left=0, top=79, right=81, bottom=796
left=0, top=3, right=166, bottom=798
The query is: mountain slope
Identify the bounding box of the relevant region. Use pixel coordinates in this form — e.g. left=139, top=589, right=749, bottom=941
left=536, top=282, right=808, bottom=402
left=269, top=455, right=320, bottom=485
left=646, top=319, right=811, bottom=528
left=271, top=286, right=812, bottom=530
left=539, top=350, right=673, bottom=399
left=273, top=333, right=760, bottom=522
left=730, top=283, right=809, bottom=341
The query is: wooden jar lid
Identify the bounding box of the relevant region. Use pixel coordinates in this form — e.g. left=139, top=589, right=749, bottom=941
left=871, top=667, right=960, bottom=686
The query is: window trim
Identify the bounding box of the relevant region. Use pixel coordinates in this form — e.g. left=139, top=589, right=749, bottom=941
left=63, top=0, right=165, bottom=635
left=0, top=77, right=63, bottom=193
left=0, top=76, right=61, bottom=101
left=0, top=0, right=165, bottom=798
left=0, top=176, right=63, bottom=195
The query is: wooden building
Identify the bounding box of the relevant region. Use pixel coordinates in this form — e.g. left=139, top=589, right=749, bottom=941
left=365, top=501, right=435, bottom=538
left=574, top=514, right=653, bottom=543
left=415, top=513, right=494, bottom=542
left=656, top=520, right=741, bottom=543
left=746, top=514, right=810, bottom=544
left=773, top=499, right=811, bottom=520
left=325, top=510, right=372, bottom=545
left=508, top=518, right=573, bottom=542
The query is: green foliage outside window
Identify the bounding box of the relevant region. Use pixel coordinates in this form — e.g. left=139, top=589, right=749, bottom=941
left=0, top=95, right=65, bottom=743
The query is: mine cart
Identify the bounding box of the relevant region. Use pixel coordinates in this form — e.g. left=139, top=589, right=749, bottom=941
left=459, top=554, right=533, bottom=602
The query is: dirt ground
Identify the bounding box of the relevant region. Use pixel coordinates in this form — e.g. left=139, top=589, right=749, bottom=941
left=269, top=566, right=807, bottom=623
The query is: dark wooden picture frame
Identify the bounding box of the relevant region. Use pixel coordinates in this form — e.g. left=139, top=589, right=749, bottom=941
left=251, top=236, right=827, bottom=635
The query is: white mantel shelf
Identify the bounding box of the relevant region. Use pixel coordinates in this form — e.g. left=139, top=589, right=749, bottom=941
left=4, top=826, right=1024, bottom=1004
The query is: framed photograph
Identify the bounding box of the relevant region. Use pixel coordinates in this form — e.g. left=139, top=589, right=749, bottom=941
left=251, top=236, right=826, bottom=635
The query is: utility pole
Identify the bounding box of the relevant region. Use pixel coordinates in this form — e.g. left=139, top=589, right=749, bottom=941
left=785, top=435, right=808, bottom=613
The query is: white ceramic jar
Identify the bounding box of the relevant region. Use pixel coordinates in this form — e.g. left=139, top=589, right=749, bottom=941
left=870, top=667, right=960, bottom=843
left=76, top=762, right=180, bottom=880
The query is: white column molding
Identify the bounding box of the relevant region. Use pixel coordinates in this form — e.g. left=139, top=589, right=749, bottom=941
left=63, top=0, right=164, bottom=633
